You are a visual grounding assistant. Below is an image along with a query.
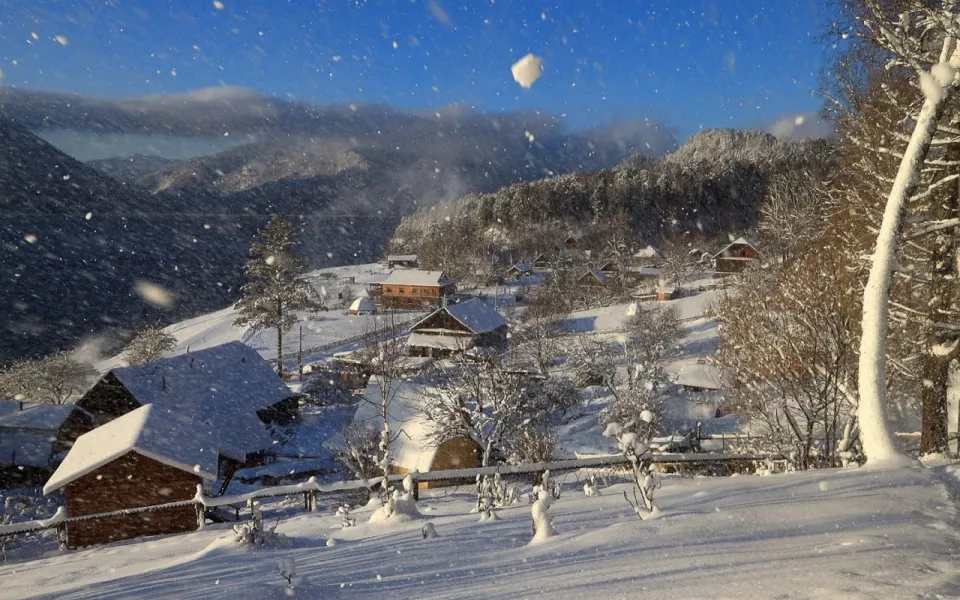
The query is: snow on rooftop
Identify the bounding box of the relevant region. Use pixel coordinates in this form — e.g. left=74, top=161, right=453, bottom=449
left=44, top=404, right=220, bottom=494
left=407, top=332, right=474, bottom=351
left=0, top=432, right=56, bottom=468
left=675, top=363, right=722, bottom=390
left=351, top=377, right=440, bottom=473
left=349, top=296, right=376, bottom=313
left=382, top=269, right=453, bottom=287
left=713, top=237, right=759, bottom=259
left=387, top=254, right=418, bottom=262
left=108, top=341, right=293, bottom=418
left=411, top=298, right=507, bottom=336
left=634, top=245, right=663, bottom=259
left=0, top=401, right=75, bottom=432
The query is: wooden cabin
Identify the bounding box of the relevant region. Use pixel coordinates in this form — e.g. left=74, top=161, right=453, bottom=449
left=577, top=268, right=608, bottom=287
left=407, top=299, right=508, bottom=358
left=44, top=405, right=218, bottom=548
left=56, top=342, right=293, bottom=465
left=675, top=362, right=723, bottom=393
left=386, top=254, right=419, bottom=269
left=373, top=270, right=457, bottom=309
left=351, top=378, right=482, bottom=489
left=504, top=263, right=534, bottom=280
left=713, top=237, right=760, bottom=274
left=349, top=296, right=376, bottom=315
left=563, top=235, right=580, bottom=250
left=531, top=252, right=549, bottom=269
left=0, top=401, right=75, bottom=487
left=633, top=245, right=663, bottom=267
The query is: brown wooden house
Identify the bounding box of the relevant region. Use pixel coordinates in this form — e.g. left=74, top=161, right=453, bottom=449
left=577, top=268, right=608, bottom=287
left=44, top=404, right=219, bottom=548
left=386, top=254, right=419, bottom=269
left=370, top=270, right=457, bottom=309
left=407, top=299, right=508, bottom=358
left=563, top=235, right=580, bottom=250
left=712, top=237, right=760, bottom=274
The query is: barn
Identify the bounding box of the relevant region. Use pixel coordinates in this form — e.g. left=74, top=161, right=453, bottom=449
left=349, top=377, right=482, bottom=488
left=0, top=401, right=76, bottom=488
left=56, top=342, right=296, bottom=480
left=633, top=245, right=663, bottom=266
left=43, top=404, right=225, bottom=548
left=407, top=299, right=508, bottom=358
left=713, top=237, right=760, bottom=274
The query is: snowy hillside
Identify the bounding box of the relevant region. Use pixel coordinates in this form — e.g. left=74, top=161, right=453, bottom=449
left=1, top=466, right=956, bottom=599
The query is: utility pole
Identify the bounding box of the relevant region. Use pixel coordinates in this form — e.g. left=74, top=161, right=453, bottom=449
left=297, top=325, right=303, bottom=381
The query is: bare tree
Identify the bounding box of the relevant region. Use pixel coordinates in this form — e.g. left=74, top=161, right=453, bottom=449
left=715, top=255, right=861, bottom=468
left=0, top=352, right=96, bottom=404
left=757, top=169, right=830, bottom=264
left=123, top=324, right=177, bottom=365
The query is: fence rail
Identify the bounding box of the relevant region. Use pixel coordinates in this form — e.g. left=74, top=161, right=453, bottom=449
left=0, top=451, right=770, bottom=540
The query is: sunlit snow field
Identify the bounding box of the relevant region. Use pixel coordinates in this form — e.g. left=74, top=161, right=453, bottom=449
left=1, top=466, right=957, bottom=599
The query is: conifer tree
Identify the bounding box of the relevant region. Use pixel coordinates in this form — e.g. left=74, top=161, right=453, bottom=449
left=234, top=215, right=319, bottom=375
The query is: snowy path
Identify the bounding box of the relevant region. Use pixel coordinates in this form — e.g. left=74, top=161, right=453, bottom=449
left=3, top=466, right=958, bottom=599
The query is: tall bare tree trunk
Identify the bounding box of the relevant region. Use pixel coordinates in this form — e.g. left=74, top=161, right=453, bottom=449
left=858, top=80, right=950, bottom=465
left=276, top=304, right=284, bottom=376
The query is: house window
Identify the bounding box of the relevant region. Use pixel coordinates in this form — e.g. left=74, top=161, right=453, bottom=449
left=398, top=287, right=405, bottom=294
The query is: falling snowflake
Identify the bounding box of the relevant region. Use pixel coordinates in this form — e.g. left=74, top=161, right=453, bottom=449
left=511, top=54, right=543, bottom=88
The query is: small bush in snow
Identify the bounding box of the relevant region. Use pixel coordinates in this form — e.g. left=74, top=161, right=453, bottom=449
left=421, top=522, right=439, bottom=539
left=604, top=421, right=662, bottom=519
left=530, top=489, right=558, bottom=543
left=232, top=501, right=290, bottom=548
left=368, top=475, right=421, bottom=523
left=583, top=474, right=602, bottom=497
left=337, top=504, right=356, bottom=528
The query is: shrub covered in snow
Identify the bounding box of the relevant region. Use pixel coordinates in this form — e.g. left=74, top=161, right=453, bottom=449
left=530, top=489, right=558, bottom=543
left=368, top=475, right=421, bottom=523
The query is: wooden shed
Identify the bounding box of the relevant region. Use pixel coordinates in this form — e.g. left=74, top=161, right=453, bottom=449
left=44, top=404, right=220, bottom=548
left=713, top=237, right=760, bottom=274
left=577, top=268, right=608, bottom=287
left=350, top=377, right=482, bottom=488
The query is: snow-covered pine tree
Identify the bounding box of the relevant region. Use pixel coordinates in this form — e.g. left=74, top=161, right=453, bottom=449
left=123, top=324, right=177, bottom=365
left=234, top=215, right=320, bottom=376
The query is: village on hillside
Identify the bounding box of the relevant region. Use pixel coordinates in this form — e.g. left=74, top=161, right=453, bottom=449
left=0, top=230, right=763, bottom=554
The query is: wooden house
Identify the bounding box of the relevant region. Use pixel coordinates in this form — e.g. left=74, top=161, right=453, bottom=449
left=674, top=362, right=722, bottom=392
left=531, top=252, right=549, bottom=269
left=504, top=263, right=534, bottom=280
left=713, top=237, right=759, bottom=274
left=386, top=254, right=419, bottom=269
left=44, top=404, right=221, bottom=548
left=372, top=270, right=457, bottom=309
left=350, top=377, right=482, bottom=488
left=598, top=260, right=619, bottom=274
left=656, top=286, right=678, bottom=301
left=633, top=245, right=663, bottom=266
left=563, top=235, right=580, bottom=250
left=56, top=342, right=294, bottom=475
left=577, top=268, right=608, bottom=287
left=407, top=299, right=508, bottom=358
left=0, top=401, right=75, bottom=487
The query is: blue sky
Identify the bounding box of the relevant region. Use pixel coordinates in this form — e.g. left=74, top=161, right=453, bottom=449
left=0, top=0, right=831, bottom=136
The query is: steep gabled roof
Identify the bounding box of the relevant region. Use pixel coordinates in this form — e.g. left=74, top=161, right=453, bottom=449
left=675, top=363, right=722, bottom=390
left=712, top=237, right=759, bottom=259
left=579, top=268, right=607, bottom=283
left=383, top=269, right=455, bottom=287
left=0, top=401, right=75, bottom=432
left=410, top=299, right=507, bottom=335
left=44, top=404, right=221, bottom=494
left=387, top=254, right=418, bottom=262
left=350, top=296, right=376, bottom=312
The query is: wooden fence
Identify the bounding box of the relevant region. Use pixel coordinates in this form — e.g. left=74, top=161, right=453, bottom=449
left=0, top=451, right=769, bottom=545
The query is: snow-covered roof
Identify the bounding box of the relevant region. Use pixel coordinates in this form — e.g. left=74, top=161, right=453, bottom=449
left=0, top=401, right=75, bottom=432
left=633, top=245, right=663, bottom=259
left=712, top=237, right=759, bottom=259
left=387, top=254, right=418, bottom=262
left=408, top=332, right=475, bottom=351
left=44, top=404, right=221, bottom=494
left=628, top=266, right=662, bottom=277
left=382, top=269, right=454, bottom=287
left=107, top=341, right=294, bottom=418
left=411, top=299, right=508, bottom=335
left=0, top=432, right=55, bottom=468
left=351, top=378, right=440, bottom=473
left=506, top=263, right=533, bottom=273
left=350, top=296, right=376, bottom=312
left=580, top=268, right=607, bottom=283
left=674, top=363, right=722, bottom=390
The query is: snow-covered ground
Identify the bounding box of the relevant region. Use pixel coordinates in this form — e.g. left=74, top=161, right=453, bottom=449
left=2, top=466, right=958, bottom=599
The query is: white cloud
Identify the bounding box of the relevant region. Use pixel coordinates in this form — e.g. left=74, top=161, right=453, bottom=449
left=766, top=111, right=834, bottom=141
